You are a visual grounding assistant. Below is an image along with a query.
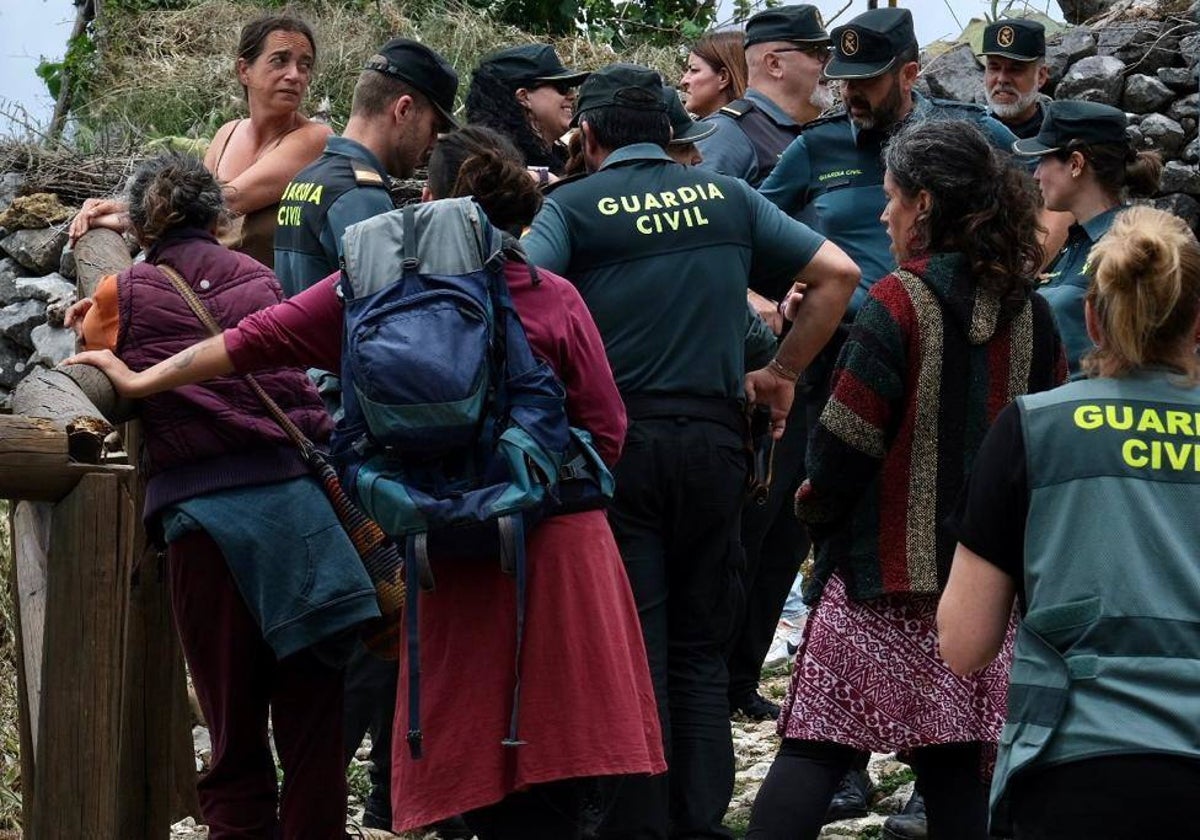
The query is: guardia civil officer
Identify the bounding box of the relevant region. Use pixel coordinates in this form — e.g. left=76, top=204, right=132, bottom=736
left=271, top=37, right=464, bottom=837
left=274, top=38, right=459, bottom=296
left=940, top=205, right=1200, bottom=839
left=696, top=4, right=833, bottom=187
left=665, top=84, right=716, bottom=166
left=981, top=18, right=1049, bottom=140
left=1013, top=100, right=1162, bottom=378
left=523, top=63, right=859, bottom=840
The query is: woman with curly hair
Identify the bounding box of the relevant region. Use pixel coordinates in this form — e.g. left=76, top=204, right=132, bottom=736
left=465, top=44, right=588, bottom=179
left=745, top=119, right=1067, bottom=839
left=66, top=152, right=373, bottom=838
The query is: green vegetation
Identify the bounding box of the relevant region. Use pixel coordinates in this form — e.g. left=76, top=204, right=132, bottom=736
left=42, top=0, right=760, bottom=146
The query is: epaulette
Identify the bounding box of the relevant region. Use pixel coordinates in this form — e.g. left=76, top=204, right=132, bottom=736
left=928, top=97, right=989, bottom=115
left=797, top=108, right=848, bottom=134
left=349, top=159, right=386, bottom=187
left=542, top=171, right=588, bottom=196
left=718, top=98, right=754, bottom=120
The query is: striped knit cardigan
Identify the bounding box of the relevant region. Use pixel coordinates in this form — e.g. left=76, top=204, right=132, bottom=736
left=796, top=252, right=1066, bottom=603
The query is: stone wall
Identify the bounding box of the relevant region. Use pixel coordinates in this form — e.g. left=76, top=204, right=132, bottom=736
left=0, top=185, right=81, bottom=411
left=920, top=1, right=1200, bottom=229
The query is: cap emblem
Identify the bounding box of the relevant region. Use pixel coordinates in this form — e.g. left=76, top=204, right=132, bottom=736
left=997, top=26, right=1016, bottom=48
left=841, top=29, right=859, bottom=56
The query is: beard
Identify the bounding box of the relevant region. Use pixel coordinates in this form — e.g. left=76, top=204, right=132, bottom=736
left=809, top=81, right=836, bottom=113
left=846, top=74, right=903, bottom=131
left=987, top=84, right=1040, bottom=120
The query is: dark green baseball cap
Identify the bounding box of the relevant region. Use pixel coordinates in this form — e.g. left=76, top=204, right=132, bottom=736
left=1012, top=100, right=1129, bottom=155
left=981, top=18, right=1046, bottom=61
left=824, top=7, right=917, bottom=80
left=664, top=86, right=716, bottom=145
left=744, top=4, right=830, bottom=48
left=365, top=38, right=460, bottom=129
left=572, top=63, right=666, bottom=126
left=478, top=44, right=588, bottom=87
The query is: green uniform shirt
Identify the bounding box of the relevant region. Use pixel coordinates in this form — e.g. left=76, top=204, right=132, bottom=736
left=523, top=143, right=825, bottom=399
left=1037, top=205, right=1122, bottom=379
left=760, top=92, right=1019, bottom=316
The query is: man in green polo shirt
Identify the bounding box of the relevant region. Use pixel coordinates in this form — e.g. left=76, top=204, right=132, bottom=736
left=524, top=62, right=859, bottom=840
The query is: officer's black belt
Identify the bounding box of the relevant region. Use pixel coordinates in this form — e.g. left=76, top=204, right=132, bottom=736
left=623, top=394, right=746, bottom=436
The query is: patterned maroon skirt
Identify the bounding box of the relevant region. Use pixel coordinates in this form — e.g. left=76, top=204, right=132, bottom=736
left=779, top=574, right=1014, bottom=761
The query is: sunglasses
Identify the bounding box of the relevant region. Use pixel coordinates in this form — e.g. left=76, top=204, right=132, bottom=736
left=772, top=45, right=832, bottom=65
left=538, top=80, right=578, bottom=95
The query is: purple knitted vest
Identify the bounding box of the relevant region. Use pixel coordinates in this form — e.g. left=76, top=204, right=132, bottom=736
left=116, top=229, right=331, bottom=517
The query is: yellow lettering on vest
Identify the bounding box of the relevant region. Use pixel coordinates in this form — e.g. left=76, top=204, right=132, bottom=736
left=706, top=182, right=725, bottom=200
left=635, top=215, right=653, bottom=235
left=1151, top=439, right=1163, bottom=470
left=643, top=193, right=663, bottom=211
left=1105, top=406, right=1133, bottom=430
left=620, top=195, right=641, bottom=213
left=664, top=211, right=681, bottom=231
left=308, top=185, right=323, bottom=204
left=678, top=186, right=698, bottom=203
left=277, top=204, right=302, bottom=227
left=598, top=197, right=619, bottom=215
left=1136, top=409, right=1166, bottom=434
left=660, top=191, right=679, bottom=208
left=1123, top=438, right=1149, bottom=468
left=1165, top=441, right=1192, bottom=470
left=694, top=206, right=710, bottom=226
left=1074, top=405, right=1103, bottom=430
left=1166, top=411, right=1194, bottom=436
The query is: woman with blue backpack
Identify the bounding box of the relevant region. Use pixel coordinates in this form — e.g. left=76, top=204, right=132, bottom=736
left=67, top=125, right=666, bottom=839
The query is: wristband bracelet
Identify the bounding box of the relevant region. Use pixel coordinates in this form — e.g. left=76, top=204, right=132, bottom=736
left=769, top=358, right=800, bottom=382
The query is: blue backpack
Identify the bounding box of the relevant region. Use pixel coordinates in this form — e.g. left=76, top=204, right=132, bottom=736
left=332, top=198, right=612, bottom=758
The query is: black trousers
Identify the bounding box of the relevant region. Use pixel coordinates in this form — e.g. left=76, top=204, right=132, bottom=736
left=342, top=644, right=397, bottom=825
left=599, top=413, right=748, bottom=840
left=727, top=394, right=810, bottom=704
left=1008, top=755, right=1200, bottom=839
left=746, top=739, right=989, bottom=840
left=464, top=778, right=587, bottom=840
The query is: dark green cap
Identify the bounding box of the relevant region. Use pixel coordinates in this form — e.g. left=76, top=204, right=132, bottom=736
left=664, top=86, right=716, bottom=145
left=981, top=19, right=1045, bottom=61
left=1012, top=100, right=1129, bottom=155
left=365, top=38, right=460, bottom=129
left=572, top=63, right=665, bottom=126
left=744, top=4, right=830, bottom=48
left=478, top=44, right=588, bottom=87
left=824, top=7, right=916, bottom=80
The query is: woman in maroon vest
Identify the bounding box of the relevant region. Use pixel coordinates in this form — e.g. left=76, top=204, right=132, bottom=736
left=67, top=152, right=374, bottom=839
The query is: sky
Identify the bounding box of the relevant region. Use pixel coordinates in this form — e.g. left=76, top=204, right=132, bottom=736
left=0, top=0, right=1065, bottom=135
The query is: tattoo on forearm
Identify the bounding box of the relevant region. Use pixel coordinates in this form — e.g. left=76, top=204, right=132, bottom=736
left=171, top=350, right=197, bottom=370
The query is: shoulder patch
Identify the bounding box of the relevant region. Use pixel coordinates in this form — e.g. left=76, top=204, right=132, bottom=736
left=350, top=159, right=386, bottom=187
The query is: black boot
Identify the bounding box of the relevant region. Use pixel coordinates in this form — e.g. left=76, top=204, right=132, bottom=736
left=730, top=690, right=781, bottom=721
left=823, top=769, right=873, bottom=823
left=882, top=789, right=926, bottom=839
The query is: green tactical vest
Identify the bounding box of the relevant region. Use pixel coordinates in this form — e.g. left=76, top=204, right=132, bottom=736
left=991, top=370, right=1200, bottom=831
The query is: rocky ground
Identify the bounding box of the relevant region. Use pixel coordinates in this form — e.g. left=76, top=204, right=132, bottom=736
left=169, top=663, right=915, bottom=840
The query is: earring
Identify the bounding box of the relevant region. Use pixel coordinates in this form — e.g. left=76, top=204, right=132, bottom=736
left=1072, top=170, right=1080, bottom=178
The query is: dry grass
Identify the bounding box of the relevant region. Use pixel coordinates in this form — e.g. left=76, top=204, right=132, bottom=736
left=0, top=501, right=22, bottom=833
left=82, top=0, right=685, bottom=141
